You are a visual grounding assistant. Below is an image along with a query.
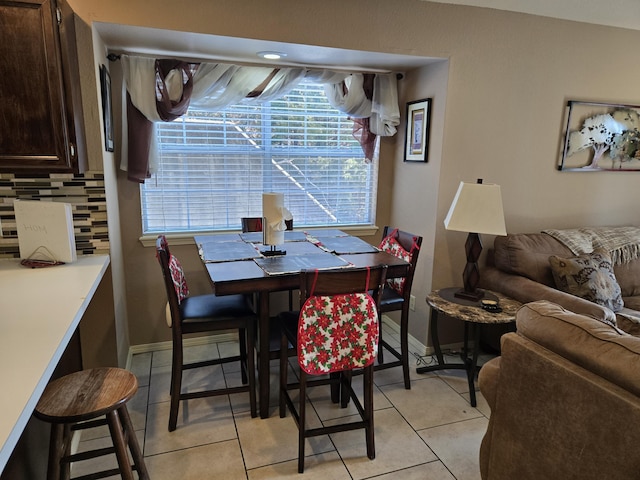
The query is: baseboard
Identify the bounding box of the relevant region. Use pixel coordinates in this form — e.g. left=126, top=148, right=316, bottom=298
left=381, top=315, right=465, bottom=357
left=125, top=320, right=467, bottom=370
left=125, top=332, right=238, bottom=371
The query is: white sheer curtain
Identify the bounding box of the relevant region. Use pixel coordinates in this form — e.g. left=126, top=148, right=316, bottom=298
left=121, top=55, right=399, bottom=181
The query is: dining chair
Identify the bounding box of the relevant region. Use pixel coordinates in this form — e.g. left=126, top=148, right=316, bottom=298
left=156, top=235, right=257, bottom=431
left=376, top=226, right=422, bottom=389
left=279, top=265, right=388, bottom=473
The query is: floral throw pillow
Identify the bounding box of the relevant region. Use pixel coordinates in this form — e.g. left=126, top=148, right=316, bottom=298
left=298, top=292, right=379, bottom=375
left=549, top=249, right=624, bottom=313
left=168, top=254, right=189, bottom=304
left=379, top=234, right=412, bottom=295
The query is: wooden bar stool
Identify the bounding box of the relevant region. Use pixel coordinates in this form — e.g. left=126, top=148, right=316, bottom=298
left=34, top=367, right=149, bottom=480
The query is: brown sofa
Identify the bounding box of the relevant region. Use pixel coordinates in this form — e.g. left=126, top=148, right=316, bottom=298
left=478, top=300, right=640, bottom=480
left=480, top=230, right=640, bottom=336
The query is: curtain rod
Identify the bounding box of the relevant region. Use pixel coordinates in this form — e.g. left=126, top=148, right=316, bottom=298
left=106, top=53, right=403, bottom=79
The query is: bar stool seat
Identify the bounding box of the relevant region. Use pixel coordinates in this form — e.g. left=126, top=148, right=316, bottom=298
left=35, top=367, right=149, bottom=480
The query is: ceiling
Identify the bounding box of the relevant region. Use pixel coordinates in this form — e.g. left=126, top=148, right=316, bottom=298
left=95, top=0, right=640, bottom=72
left=429, top=0, right=640, bottom=31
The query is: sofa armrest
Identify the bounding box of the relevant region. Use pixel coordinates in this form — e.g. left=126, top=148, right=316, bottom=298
left=480, top=265, right=616, bottom=324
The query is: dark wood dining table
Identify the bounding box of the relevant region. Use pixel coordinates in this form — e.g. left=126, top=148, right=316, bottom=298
left=194, top=229, right=410, bottom=418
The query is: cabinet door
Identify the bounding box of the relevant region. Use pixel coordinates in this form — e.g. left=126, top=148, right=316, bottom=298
left=0, top=0, right=80, bottom=173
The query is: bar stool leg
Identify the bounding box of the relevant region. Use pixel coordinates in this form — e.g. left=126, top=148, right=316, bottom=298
left=117, top=405, right=150, bottom=480
left=106, top=410, right=135, bottom=480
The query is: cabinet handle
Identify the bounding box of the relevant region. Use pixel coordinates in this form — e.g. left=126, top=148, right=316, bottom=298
left=70, top=143, right=76, bottom=159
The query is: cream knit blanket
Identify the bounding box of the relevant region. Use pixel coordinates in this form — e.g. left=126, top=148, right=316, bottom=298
left=542, top=226, right=640, bottom=265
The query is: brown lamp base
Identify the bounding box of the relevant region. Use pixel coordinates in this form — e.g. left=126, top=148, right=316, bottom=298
left=454, top=288, right=485, bottom=302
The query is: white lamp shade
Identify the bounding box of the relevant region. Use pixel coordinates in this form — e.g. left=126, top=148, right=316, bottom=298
left=444, top=181, right=507, bottom=235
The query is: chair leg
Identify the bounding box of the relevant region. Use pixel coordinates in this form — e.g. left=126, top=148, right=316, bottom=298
left=377, top=316, right=384, bottom=364
left=105, top=410, right=135, bottom=480
left=364, top=365, right=375, bottom=460
left=46, top=423, right=66, bottom=480
left=401, top=304, right=411, bottom=390
left=298, top=371, right=307, bottom=474
left=117, top=405, right=150, bottom=480
left=169, top=339, right=183, bottom=432
left=246, top=322, right=257, bottom=418
left=239, top=327, right=248, bottom=385
left=340, top=370, right=352, bottom=408
left=279, top=329, right=288, bottom=418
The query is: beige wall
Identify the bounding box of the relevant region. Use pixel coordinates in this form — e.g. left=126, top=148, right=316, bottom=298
left=68, top=0, right=640, bottom=348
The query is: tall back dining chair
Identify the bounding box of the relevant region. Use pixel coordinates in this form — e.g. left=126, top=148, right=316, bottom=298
left=156, top=235, right=257, bottom=431
left=279, top=265, right=388, bottom=473
left=377, top=227, right=422, bottom=389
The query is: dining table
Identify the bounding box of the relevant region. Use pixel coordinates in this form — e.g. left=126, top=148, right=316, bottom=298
left=194, top=229, right=410, bottom=418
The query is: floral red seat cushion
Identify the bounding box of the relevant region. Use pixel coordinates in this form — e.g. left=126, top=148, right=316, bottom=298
left=379, top=232, right=416, bottom=295
left=298, top=292, right=379, bottom=375
left=168, top=254, right=189, bottom=303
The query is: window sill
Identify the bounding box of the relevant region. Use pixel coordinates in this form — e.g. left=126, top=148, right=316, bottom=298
left=139, top=225, right=381, bottom=247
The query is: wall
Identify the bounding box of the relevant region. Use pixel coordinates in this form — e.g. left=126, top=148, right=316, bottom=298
left=66, top=0, right=640, bottom=348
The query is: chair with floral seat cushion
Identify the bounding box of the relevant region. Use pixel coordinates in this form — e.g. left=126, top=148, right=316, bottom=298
left=156, top=235, right=257, bottom=431
left=377, top=226, right=422, bottom=389
left=279, top=265, right=387, bottom=473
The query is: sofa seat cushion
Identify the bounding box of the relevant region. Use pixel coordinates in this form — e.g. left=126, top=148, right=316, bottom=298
left=617, top=304, right=640, bottom=336
left=493, top=233, right=572, bottom=286
left=549, top=249, right=624, bottom=313
left=517, top=301, right=640, bottom=397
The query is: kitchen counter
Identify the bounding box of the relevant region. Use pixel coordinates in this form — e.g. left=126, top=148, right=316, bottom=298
left=0, top=255, right=110, bottom=472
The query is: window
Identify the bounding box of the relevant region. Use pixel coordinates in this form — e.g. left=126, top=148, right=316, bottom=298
left=140, top=81, right=378, bottom=234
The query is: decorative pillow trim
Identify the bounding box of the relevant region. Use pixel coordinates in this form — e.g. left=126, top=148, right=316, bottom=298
left=549, top=248, right=624, bottom=314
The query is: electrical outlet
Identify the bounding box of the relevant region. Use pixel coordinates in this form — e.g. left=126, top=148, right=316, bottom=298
left=409, top=294, right=416, bottom=311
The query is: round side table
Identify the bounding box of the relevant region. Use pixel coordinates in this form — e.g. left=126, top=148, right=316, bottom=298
left=416, top=287, right=521, bottom=406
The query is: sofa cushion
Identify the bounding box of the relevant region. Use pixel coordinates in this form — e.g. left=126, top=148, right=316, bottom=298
left=493, top=233, right=573, bottom=286
left=549, top=249, right=624, bottom=313
left=516, top=301, right=640, bottom=397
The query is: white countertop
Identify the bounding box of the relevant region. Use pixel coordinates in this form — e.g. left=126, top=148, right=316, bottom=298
left=0, top=255, right=110, bottom=472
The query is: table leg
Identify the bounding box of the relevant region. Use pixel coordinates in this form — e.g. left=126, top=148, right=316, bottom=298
left=417, top=308, right=480, bottom=407
left=258, top=291, right=270, bottom=419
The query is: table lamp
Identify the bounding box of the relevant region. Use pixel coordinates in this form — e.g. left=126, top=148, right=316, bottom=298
left=444, top=179, right=506, bottom=301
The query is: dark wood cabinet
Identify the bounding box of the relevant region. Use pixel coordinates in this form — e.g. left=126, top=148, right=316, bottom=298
left=0, top=0, right=86, bottom=173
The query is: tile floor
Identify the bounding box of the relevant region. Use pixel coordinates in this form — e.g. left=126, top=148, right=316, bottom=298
left=74, top=324, right=494, bottom=479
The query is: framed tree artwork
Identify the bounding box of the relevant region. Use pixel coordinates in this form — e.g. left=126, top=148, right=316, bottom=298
left=404, top=98, right=431, bottom=162
left=558, top=100, right=640, bottom=171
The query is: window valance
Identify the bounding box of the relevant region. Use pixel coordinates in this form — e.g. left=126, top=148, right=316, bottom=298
left=120, top=55, right=400, bottom=183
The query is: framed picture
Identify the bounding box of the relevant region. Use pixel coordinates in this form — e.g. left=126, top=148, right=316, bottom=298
left=404, top=98, right=431, bottom=162
left=99, top=64, right=114, bottom=152
left=558, top=100, right=640, bottom=171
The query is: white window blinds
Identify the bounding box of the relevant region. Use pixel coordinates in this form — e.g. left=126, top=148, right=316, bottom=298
left=140, top=81, right=378, bottom=234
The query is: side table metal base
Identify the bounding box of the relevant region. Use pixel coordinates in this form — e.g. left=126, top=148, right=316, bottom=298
left=416, top=308, right=480, bottom=406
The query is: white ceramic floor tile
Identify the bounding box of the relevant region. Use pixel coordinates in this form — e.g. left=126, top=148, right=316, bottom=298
left=234, top=408, right=334, bottom=470
left=373, top=461, right=457, bottom=479
left=72, top=429, right=145, bottom=479
left=248, top=451, right=351, bottom=479
left=418, top=417, right=488, bottom=480
left=325, top=406, right=437, bottom=479
left=306, top=376, right=392, bottom=422
left=145, top=439, right=247, bottom=480
left=144, top=395, right=237, bottom=456
left=129, top=352, right=152, bottom=387
left=380, top=376, right=483, bottom=430
left=151, top=342, right=220, bottom=369
left=147, top=362, right=227, bottom=405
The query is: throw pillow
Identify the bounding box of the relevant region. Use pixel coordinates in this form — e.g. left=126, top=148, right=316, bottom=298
left=549, top=249, right=624, bottom=312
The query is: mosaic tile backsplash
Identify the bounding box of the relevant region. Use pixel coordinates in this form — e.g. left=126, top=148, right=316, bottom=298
left=0, top=172, right=110, bottom=259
